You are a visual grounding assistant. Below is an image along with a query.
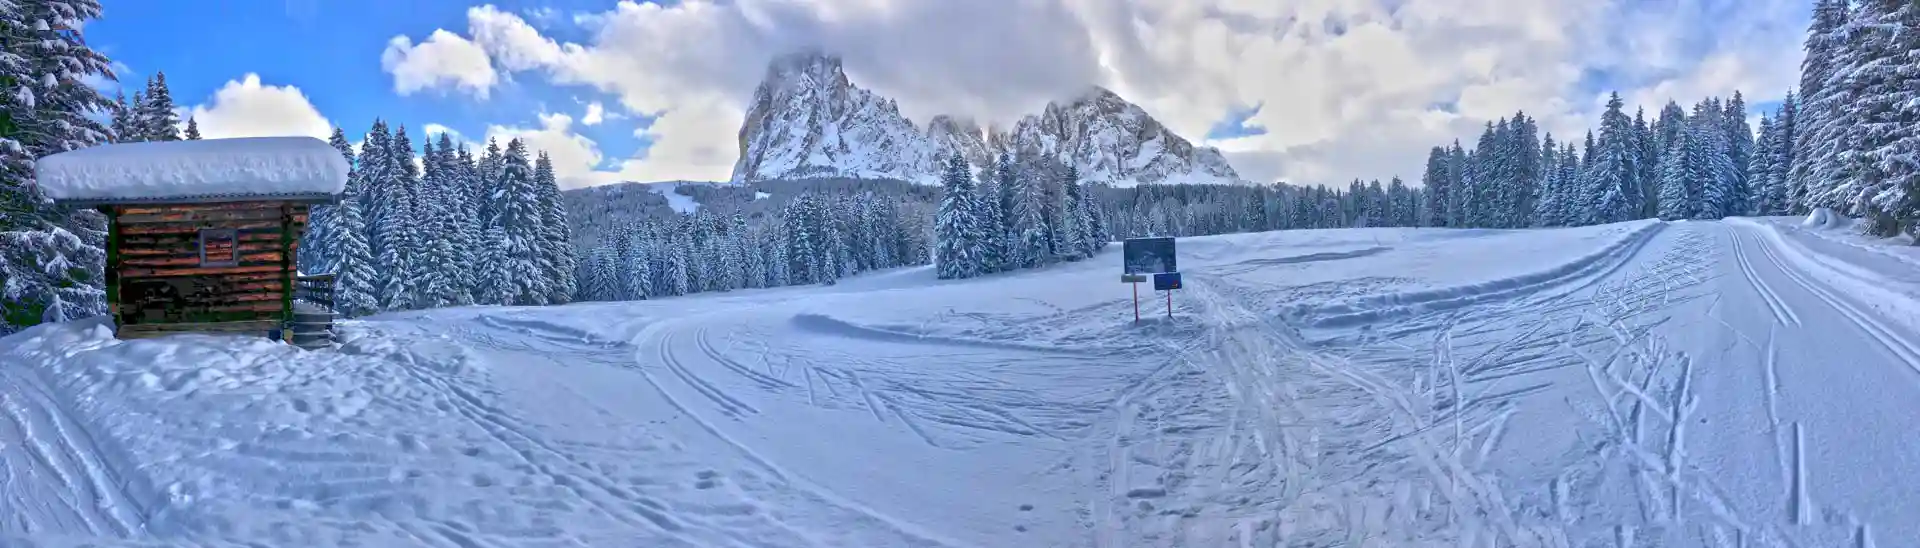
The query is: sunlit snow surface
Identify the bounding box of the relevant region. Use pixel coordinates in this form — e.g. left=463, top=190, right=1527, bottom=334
left=6, top=219, right=1920, bottom=547
left=32, top=137, right=348, bottom=202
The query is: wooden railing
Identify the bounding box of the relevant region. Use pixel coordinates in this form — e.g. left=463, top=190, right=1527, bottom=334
left=294, top=274, right=335, bottom=311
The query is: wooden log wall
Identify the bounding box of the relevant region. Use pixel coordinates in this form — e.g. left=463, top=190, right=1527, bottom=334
left=105, top=201, right=307, bottom=331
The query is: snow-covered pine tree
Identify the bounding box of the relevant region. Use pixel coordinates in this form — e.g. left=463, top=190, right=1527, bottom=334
left=1747, top=114, right=1780, bottom=215
left=453, top=144, right=484, bottom=297
left=1007, top=159, right=1047, bottom=268
left=1534, top=134, right=1562, bottom=226
left=1065, top=169, right=1100, bottom=258
left=1847, top=0, right=1919, bottom=236
left=1508, top=112, right=1541, bottom=228
left=375, top=125, right=425, bottom=310
left=183, top=117, right=201, bottom=140
left=411, top=136, right=462, bottom=309
left=1692, top=101, right=1740, bottom=219
left=1577, top=93, right=1645, bottom=224
left=107, top=92, right=134, bottom=142
left=622, top=226, right=653, bottom=301
left=974, top=161, right=1006, bottom=272
left=935, top=152, right=981, bottom=279
left=0, top=0, right=116, bottom=331
left=1421, top=147, right=1450, bottom=226
left=533, top=152, right=576, bottom=303
left=491, top=138, right=547, bottom=305
left=1635, top=108, right=1663, bottom=219
left=1772, top=93, right=1803, bottom=214
left=301, top=127, right=354, bottom=275
left=1793, top=0, right=1861, bottom=213
left=1658, top=128, right=1697, bottom=220
left=1722, top=92, right=1756, bottom=215
left=139, top=72, right=180, bottom=141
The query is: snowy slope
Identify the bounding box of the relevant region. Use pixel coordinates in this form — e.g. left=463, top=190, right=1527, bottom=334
left=8, top=219, right=1920, bottom=546
left=730, top=52, right=1242, bottom=186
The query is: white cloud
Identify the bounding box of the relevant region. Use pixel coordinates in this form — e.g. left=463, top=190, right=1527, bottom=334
left=582, top=102, right=605, bottom=125
left=393, top=0, right=1809, bottom=186
left=185, top=74, right=333, bottom=140
left=381, top=29, right=499, bottom=99
left=485, top=112, right=607, bottom=189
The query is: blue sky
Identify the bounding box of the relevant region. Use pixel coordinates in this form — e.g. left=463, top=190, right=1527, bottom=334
left=87, top=0, right=653, bottom=175
left=82, top=0, right=1813, bottom=188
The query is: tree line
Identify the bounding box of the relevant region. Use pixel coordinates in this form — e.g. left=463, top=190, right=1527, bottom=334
left=301, top=124, right=578, bottom=317
left=935, top=153, right=1110, bottom=279
left=574, top=191, right=932, bottom=301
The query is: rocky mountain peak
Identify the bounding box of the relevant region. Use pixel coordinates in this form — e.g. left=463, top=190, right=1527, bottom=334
left=731, top=52, right=1243, bottom=186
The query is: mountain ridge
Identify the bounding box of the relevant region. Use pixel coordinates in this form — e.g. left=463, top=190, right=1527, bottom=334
left=730, top=52, right=1243, bottom=186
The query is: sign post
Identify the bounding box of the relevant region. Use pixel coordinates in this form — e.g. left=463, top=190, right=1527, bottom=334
left=1123, top=237, right=1179, bottom=324
left=1121, top=273, right=1147, bottom=323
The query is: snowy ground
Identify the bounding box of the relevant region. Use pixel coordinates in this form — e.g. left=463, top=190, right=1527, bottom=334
left=5, top=218, right=1920, bottom=547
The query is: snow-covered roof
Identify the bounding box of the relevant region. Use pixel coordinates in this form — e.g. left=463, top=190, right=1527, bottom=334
left=33, top=136, right=349, bottom=205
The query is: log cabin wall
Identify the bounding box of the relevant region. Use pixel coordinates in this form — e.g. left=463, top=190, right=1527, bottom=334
left=104, top=200, right=307, bottom=337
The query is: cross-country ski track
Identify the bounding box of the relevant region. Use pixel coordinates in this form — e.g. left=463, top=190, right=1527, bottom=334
left=5, top=217, right=1919, bottom=547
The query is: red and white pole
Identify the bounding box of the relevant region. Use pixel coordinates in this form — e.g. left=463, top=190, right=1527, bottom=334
left=1133, top=282, right=1141, bottom=324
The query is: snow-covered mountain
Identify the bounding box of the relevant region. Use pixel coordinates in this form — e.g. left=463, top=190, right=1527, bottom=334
left=730, top=52, right=1243, bottom=186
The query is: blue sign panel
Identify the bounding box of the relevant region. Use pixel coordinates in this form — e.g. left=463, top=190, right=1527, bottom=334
left=1153, top=272, right=1182, bottom=291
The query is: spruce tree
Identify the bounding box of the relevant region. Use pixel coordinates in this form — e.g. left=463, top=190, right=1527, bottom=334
left=533, top=152, right=575, bottom=303
left=1581, top=92, right=1644, bottom=224
left=184, top=117, right=201, bottom=140
left=139, top=72, right=181, bottom=141
left=1747, top=115, right=1779, bottom=216
left=935, top=152, right=981, bottom=279
left=1658, top=130, right=1696, bottom=220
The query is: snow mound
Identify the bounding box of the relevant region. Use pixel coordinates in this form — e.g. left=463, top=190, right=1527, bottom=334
left=33, top=137, right=348, bottom=203
left=1801, top=207, right=1845, bottom=230
left=1296, top=220, right=1664, bottom=328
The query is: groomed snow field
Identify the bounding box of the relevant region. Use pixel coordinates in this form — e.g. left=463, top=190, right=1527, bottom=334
left=5, top=218, right=1919, bottom=547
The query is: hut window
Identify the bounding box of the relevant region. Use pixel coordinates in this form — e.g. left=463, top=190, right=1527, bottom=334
left=198, top=228, right=239, bottom=267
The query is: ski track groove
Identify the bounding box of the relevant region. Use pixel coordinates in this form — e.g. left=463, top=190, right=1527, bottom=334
left=658, top=329, right=760, bottom=415
left=1741, top=227, right=1920, bottom=377
left=1729, top=228, right=1802, bottom=326
left=388, top=351, right=685, bottom=536
left=696, top=327, right=798, bottom=389
left=0, top=363, right=149, bottom=541
left=629, top=317, right=976, bottom=548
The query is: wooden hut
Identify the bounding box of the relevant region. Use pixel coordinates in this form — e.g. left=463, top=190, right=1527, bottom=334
left=32, top=136, right=348, bottom=340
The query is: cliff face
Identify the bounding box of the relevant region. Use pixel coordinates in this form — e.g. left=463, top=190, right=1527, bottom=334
left=731, top=52, right=1242, bottom=186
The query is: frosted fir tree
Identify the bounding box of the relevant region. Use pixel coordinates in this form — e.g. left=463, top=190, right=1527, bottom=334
left=453, top=144, right=485, bottom=297
left=1657, top=130, right=1697, bottom=220
left=375, top=125, right=424, bottom=310
left=331, top=194, right=380, bottom=317
left=623, top=231, right=653, bottom=301
left=1065, top=171, right=1100, bottom=258
left=301, top=127, right=354, bottom=274
left=1421, top=147, right=1451, bottom=226
left=534, top=153, right=577, bottom=303
left=107, top=92, right=134, bottom=142
left=1692, top=103, right=1740, bottom=220
left=935, top=152, right=982, bottom=279
left=1793, top=0, right=1862, bottom=212
left=1722, top=92, right=1755, bottom=213
left=1771, top=93, right=1803, bottom=213
left=139, top=73, right=181, bottom=141
left=410, top=138, right=462, bottom=309
left=430, top=134, right=476, bottom=305
left=974, top=165, right=1006, bottom=272
left=183, top=117, right=201, bottom=140
left=1007, top=160, right=1046, bottom=268
left=1746, top=115, right=1779, bottom=216
left=490, top=138, right=549, bottom=305
left=1580, top=93, right=1644, bottom=225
